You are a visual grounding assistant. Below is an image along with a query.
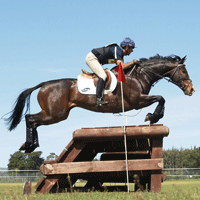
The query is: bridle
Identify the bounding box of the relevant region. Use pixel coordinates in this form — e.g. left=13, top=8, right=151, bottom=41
left=134, top=63, right=192, bottom=92
left=165, top=64, right=192, bottom=91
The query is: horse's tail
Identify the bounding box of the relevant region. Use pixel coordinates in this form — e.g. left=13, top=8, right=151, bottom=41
left=6, top=82, right=44, bottom=131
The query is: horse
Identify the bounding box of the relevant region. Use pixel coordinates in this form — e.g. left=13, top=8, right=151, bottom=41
left=6, top=54, right=195, bottom=153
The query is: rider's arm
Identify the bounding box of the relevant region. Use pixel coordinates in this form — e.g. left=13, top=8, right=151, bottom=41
left=116, top=59, right=138, bottom=70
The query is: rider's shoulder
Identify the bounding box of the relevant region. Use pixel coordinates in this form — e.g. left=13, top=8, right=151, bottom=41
left=104, top=43, right=118, bottom=47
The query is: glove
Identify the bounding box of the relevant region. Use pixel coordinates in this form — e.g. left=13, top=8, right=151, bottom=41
left=133, top=59, right=141, bottom=66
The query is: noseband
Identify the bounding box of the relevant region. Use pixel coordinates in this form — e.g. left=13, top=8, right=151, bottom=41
left=169, top=64, right=192, bottom=91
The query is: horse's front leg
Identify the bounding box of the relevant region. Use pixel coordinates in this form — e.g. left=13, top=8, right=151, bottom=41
left=137, top=94, right=165, bottom=124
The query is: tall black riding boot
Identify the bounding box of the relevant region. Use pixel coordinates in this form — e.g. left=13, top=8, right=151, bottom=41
left=95, top=78, right=109, bottom=107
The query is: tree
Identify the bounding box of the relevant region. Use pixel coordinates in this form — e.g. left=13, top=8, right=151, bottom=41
left=163, top=146, right=200, bottom=168
left=8, top=151, right=26, bottom=170
left=184, top=147, right=200, bottom=168
left=8, top=151, right=44, bottom=170
left=25, top=151, right=44, bottom=170
left=46, top=153, right=58, bottom=161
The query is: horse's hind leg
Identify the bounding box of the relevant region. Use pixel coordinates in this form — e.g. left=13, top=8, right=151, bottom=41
left=19, top=114, right=40, bottom=153
left=19, top=108, right=71, bottom=153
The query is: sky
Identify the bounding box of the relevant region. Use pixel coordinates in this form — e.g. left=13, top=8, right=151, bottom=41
left=0, top=0, right=199, bottom=168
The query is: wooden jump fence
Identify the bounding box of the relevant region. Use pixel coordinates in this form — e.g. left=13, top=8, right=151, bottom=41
left=35, top=124, right=169, bottom=193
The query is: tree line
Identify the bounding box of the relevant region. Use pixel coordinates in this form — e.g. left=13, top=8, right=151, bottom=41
left=163, top=146, right=200, bottom=168
left=7, top=151, right=58, bottom=170
left=7, top=146, right=200, bottom=170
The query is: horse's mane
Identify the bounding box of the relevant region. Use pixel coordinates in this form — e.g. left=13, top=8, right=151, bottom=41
left=139, top=54, right=181, bottom=63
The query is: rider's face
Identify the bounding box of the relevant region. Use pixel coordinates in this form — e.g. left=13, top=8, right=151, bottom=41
left=124, top=46, right=133, bottom=55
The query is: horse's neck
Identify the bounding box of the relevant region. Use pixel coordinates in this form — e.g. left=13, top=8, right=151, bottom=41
left=143, top=62, right=175, bottom=80
left=132, top=62, right=175, bottom=93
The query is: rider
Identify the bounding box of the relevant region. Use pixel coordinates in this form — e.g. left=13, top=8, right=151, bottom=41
left=86, top=37, right=138, bottom=107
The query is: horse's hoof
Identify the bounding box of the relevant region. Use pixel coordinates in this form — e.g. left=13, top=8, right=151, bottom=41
left=19, top=142, right=38, bottom=153
left=25, top=144, right=39, bottom=153
left=145, top=113, right=159, bottom=124
left=144, top=113, right=151, bottom=122
left=19, top=143, right=26, bottom=151
left=25, top=146, right=34, bottom=153
left=25, top=149, right=33, bottom=153
left=144, top=116, right=149, bottom=122
left=19, top=142, right=31, bottom=151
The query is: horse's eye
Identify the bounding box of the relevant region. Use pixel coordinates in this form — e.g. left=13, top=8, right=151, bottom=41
left=182, top=71, right=186, bottom=74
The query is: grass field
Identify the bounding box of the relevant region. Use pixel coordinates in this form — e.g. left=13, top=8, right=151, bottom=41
left=0, top=180, right=200, bottom=200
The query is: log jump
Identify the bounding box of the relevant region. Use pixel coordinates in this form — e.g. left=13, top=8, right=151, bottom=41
left=35, top=124, right=169, bottom=193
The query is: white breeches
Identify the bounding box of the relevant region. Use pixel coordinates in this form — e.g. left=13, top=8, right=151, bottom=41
left=85, top=52, right=107, bottom=81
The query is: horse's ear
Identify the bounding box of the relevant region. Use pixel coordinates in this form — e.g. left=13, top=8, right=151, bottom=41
left=179, top=56, right=187, bottom=64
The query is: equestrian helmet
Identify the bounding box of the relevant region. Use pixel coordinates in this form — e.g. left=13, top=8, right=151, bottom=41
left=120, top=37, right=135, bottom=49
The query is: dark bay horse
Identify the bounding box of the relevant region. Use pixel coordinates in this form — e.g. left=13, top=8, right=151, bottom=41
left=6, top=55, right=195, bottom=153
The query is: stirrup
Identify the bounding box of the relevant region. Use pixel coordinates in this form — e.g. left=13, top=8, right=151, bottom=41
left=95, top=98, right=109, bottom=107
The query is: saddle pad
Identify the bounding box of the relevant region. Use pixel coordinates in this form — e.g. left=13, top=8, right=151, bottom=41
left=77, top=70, right=117, bottom=94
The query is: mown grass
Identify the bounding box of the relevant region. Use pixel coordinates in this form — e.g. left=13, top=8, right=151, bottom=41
left=0, top=180, right=200, bottom=200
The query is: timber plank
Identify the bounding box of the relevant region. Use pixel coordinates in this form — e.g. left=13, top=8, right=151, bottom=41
left=73, top=125, right=169, bottom=141
left=56, top=140, right=87, bottom=163
left=34, top=177, right=45, bottom=191
left=38, top=176, right=60, bottom=194
left=35, top=140, right=87, bottom=193
left=40, top=158, right=163, bottom=175
left=63, top=141, right=87, bottom=162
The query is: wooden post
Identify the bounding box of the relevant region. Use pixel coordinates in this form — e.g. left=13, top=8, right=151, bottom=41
left=150, top=138, right=163, bottom=192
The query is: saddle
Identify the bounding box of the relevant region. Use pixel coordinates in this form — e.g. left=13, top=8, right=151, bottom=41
left=81, top=69, right=112, bottom=89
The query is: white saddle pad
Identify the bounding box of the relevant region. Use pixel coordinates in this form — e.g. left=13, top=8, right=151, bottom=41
left=77, top=70, right=117, bottom=94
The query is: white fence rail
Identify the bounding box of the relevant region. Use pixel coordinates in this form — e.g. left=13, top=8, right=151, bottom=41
left=163, top=168, right=200, bottom=180
left=0, top=170, right=43, bottom=182
left=1, top=168, right=200, bottom=182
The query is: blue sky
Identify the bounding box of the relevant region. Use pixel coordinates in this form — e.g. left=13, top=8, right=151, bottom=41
left=0, top=1, right=199, bottom=168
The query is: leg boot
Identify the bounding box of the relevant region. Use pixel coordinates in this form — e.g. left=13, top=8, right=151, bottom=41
left=31, top=129, right=39, bottom=152
left=19, top=127, right=33, bottom=152
left=95, top=78, right=109, bottom=107
left=25, top=128, right=40, bottom=153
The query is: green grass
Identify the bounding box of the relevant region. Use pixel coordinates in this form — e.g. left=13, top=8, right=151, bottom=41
left=0, top=180, right=200, bottom=200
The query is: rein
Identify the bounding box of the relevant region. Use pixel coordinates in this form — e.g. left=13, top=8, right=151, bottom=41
left=134, top=63, right=192, bottom=91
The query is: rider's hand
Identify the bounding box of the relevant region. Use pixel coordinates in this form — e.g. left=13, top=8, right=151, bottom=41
left=133, top=59, right=141, bottom=65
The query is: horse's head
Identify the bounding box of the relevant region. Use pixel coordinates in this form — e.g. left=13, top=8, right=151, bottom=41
left=168, top=56, right=195, bottom=96
left=112, top=54, right=195, bottom=96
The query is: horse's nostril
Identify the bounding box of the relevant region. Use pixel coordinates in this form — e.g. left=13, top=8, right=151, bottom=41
left=191, top=87, right=195, bottom=94
left=189, top=87, right=195, bottom=95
